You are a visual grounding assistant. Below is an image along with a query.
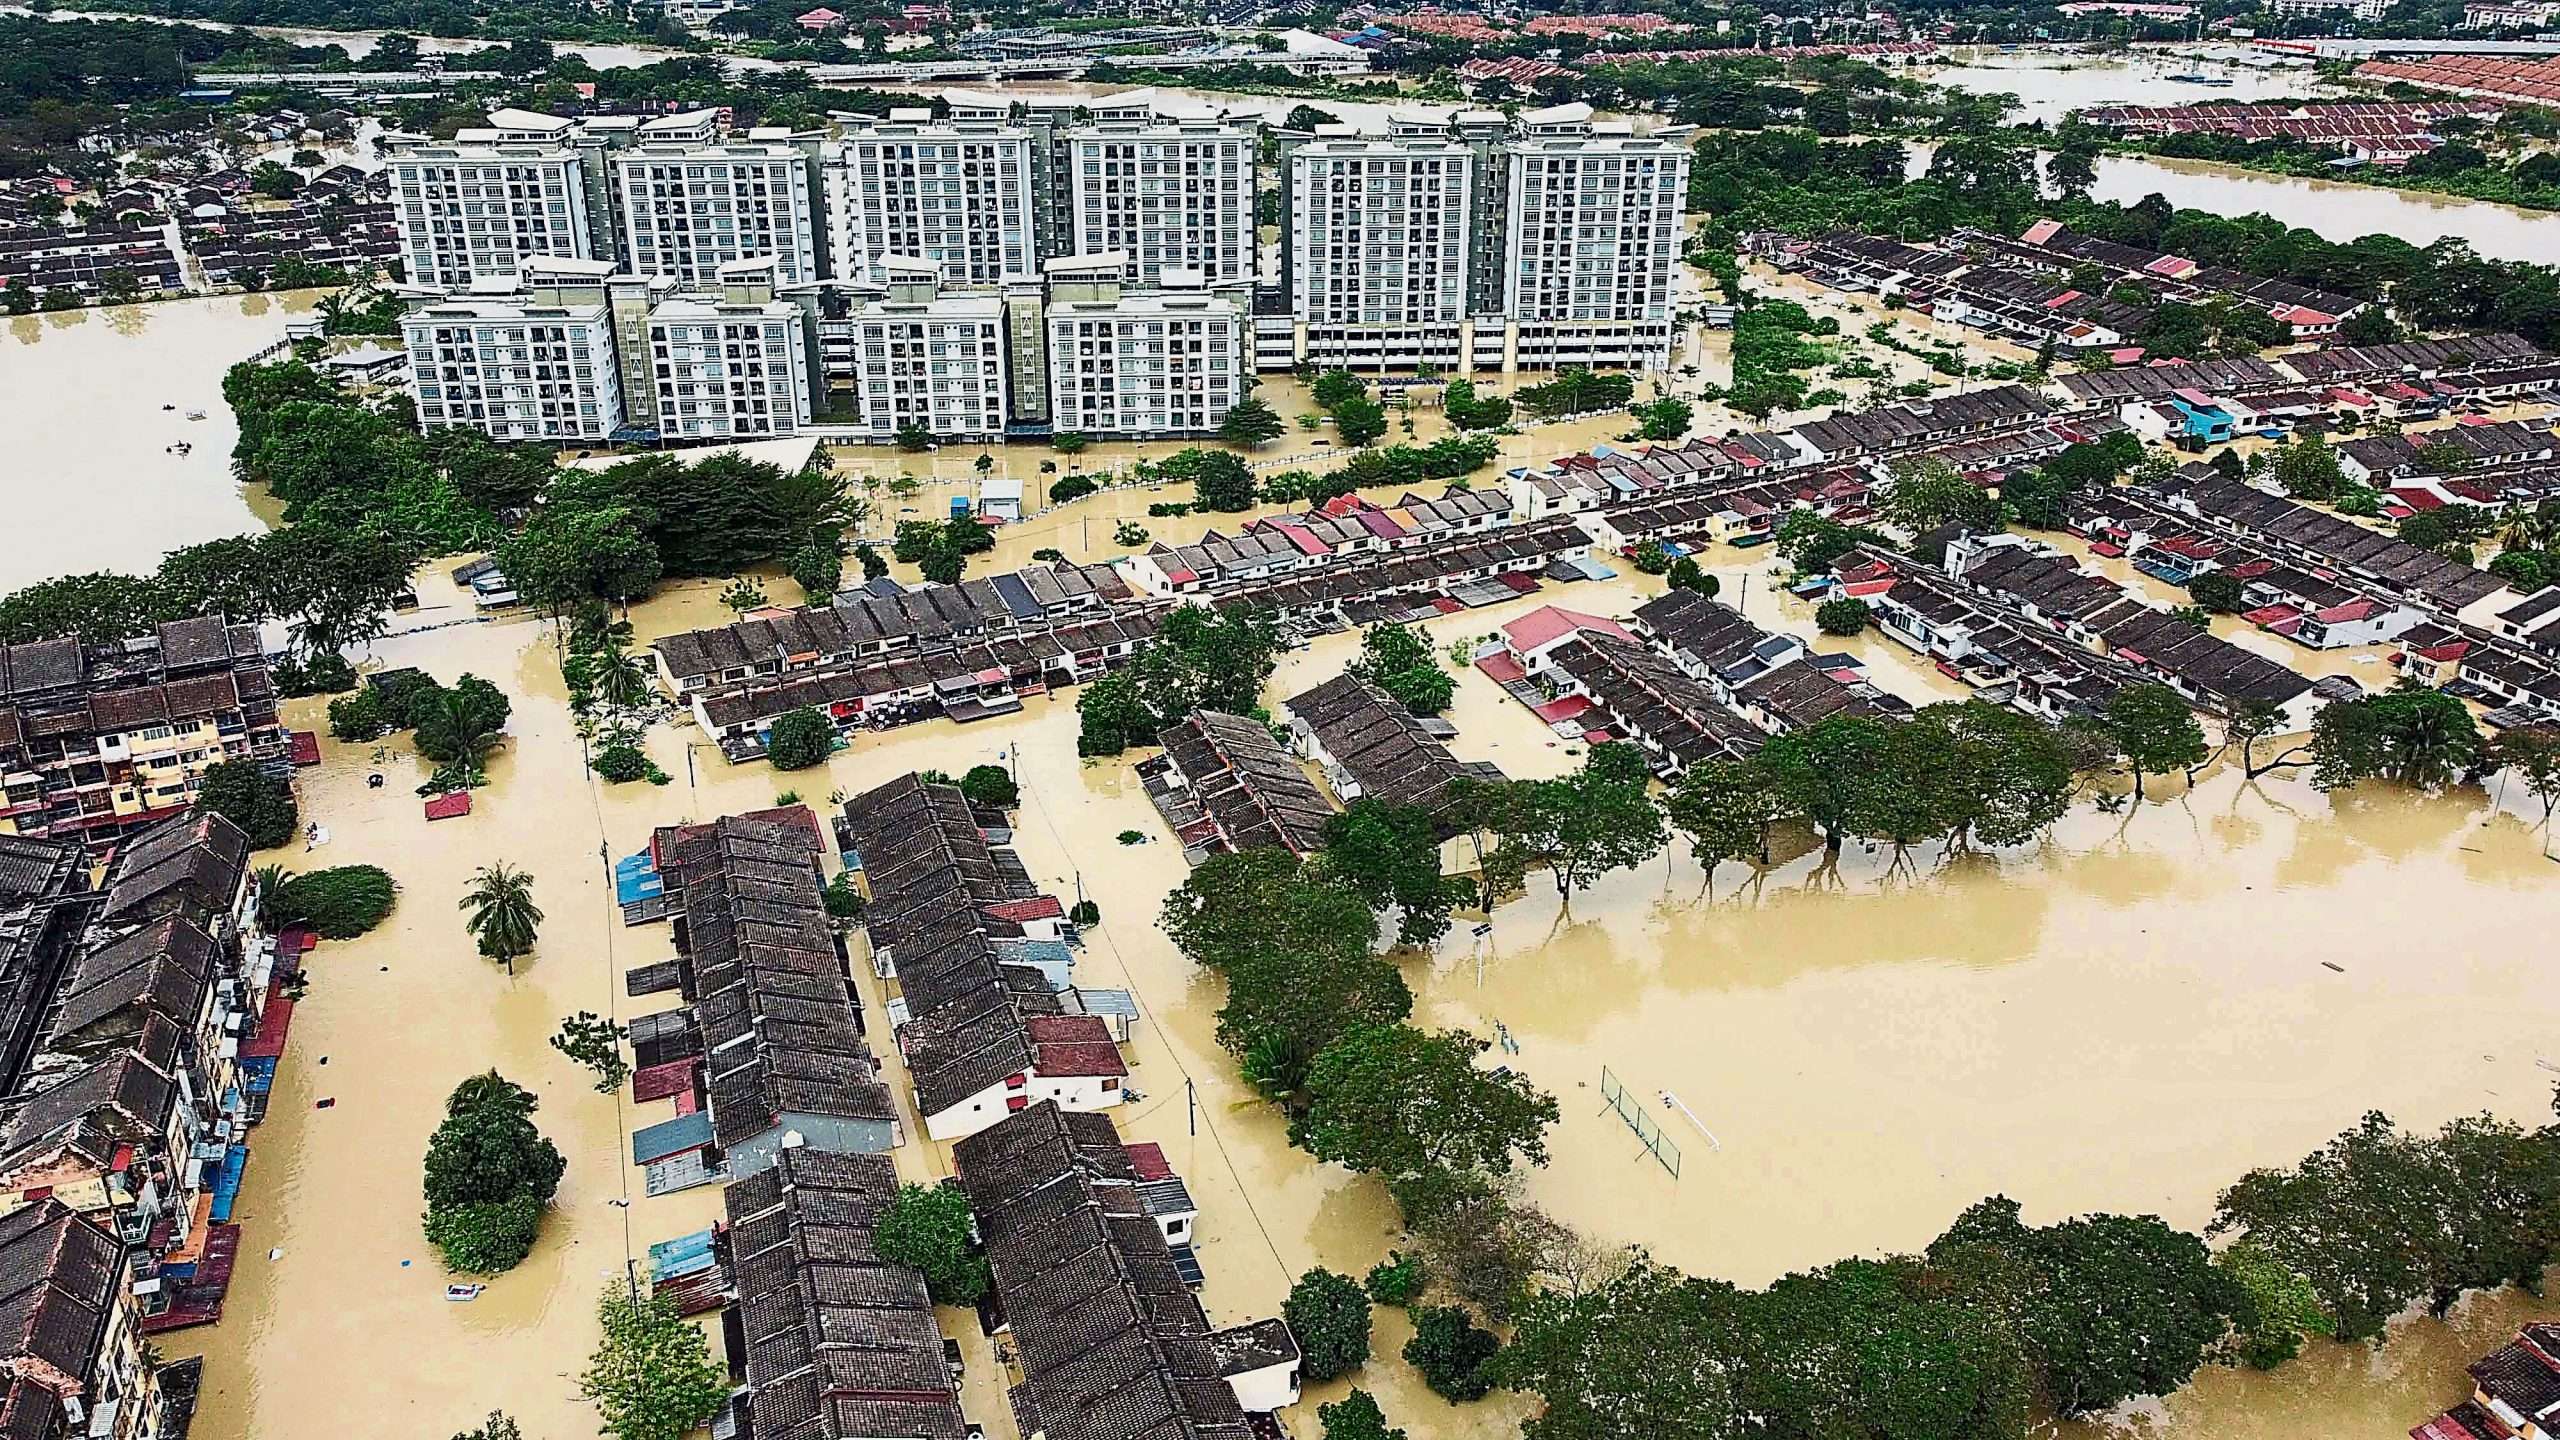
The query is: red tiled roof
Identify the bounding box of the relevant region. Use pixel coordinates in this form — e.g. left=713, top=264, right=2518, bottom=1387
left=422, top=791, right=472, bottom=821
left=1532, top=694, right=1597, bottom=725
left=1035, top=1039, right=1129, bottom=1078
left=1503, top=605, right=1636, bottom=656
left=1026, top=1014, right=1113, bottom=1045
left=1475, top=653, right=1529, bottom=686
left=631, top=1058, right=698, bottom=1103
left=984, top=895, right=1064, bottom=923
left=1124, top=1141, right=1173, bottom=1181
left=287, top=730, right=321, bottom=766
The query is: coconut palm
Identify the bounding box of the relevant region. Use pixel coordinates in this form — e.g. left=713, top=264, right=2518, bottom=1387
left=460, top=863, right=542, bottom=974
left=590, top=644, right=651, bottom=715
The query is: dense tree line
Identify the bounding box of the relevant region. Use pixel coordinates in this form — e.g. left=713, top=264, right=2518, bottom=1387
left=1074, top=606, right=1281, bottom=756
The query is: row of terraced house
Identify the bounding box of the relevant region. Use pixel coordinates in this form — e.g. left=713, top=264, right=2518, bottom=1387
left=617, top=788, right=1303, bottom=1440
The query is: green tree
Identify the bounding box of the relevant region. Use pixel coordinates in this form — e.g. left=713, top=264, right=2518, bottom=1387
left=1191, top=450, right=1258, bottom=513
left=1926, top=1195, right=2240, bottom=1416
left=191, top=758, right=299, bottom=850
left=1739, top=1257, right=2031, bottom=1440
left=1162, top=848, right=1405, bottom=1096
left=1312, top=369, right=1367, bottom=409
left=958, top=763, right=1019, bottom=810
left=1498, top=752, right=1668, bottom=898
left=1666, top=556, right=1718, bottom=596
left=451, top=1414, right=524, bottom=1440
left=1665, top=757, right=1786, bottom=882
left=1349, top=621, right=1453, bottom=716
left=1318, top=798, right=1460, bottom=947
left=1923, top=700, right=2077, bottom=847
left=459, top=862, right=542, bottom=973
left=1496, top=1255, right=1738, bottom=1440
left=265, top=865, right=396, bottom=938
left=549, top=1012, right=629, bottom=1093
left=875, top=1181, right=990, bottom=1304
left=893, top=425, right=934, bottom=452
left=1333, top=395, right=1389, bottom=447
left=2222, top=698, right=2312, bottom=782
left=1221, top=394, right=1286, bottom=446
left=579, top=1289, right=729, bottom=1440
left=2102, top=682, right=2206, bottom=800
left=1318, top=1389, right=1405, bottom=1440
left=789, top=542, right=843, bottom=602
left=720, top=577, right=769, bottom=615
left=2217, top=1240, right=2333, bottom=1370
left=1404, top=1304, right=1502, bottom=1402
left=1814, top=597, right=1871, bottom=636
left=1296, top=1023, right=1558, bottom=1212
left=421, top=1071, right=564, bottom=1274
left=1365, top=1251, right=1426, bottom=1306
left=2310, top=682, right=2484, bottom=792
left=1756, top=713, right=1891, bottom=853
left=766, top=707, right=836, bottom=770
left=2188, top=571, right=2245, bottom=614
left=413, top=675, right=513, bottom=771
left=1631, top=396, right=1694, bottom=441
left=2273, top=438, right=2345, bottom=502
left=1284, top=1268, right=1373, bottom=1382
left=2492, top=724, right=2560, bottom=831
left=1883, top=455, right=2001, bottom=536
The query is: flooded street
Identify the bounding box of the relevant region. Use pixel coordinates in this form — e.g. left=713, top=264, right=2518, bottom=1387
left=0, top=291, right=319, bottom=591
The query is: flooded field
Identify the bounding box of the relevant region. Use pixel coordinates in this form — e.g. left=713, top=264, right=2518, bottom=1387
left=1921, top=45, right=2339, bottom=127
left=157, top=533, right=2560, bottom=1439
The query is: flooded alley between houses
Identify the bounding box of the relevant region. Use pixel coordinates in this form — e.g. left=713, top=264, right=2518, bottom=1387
left=153, top=546, right=2560, bottom=1440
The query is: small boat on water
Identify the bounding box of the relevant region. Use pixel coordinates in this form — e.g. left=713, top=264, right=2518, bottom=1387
left=2166, top=72, right=2235, bottom=85
left=445, top=1284, right=484, bottom=1302
left=184, top=409, right=206, bottom=420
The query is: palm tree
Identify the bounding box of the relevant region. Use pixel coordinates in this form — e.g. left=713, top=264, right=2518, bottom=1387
left=460, top=863, right=542, bottom=974
left=413, top=688, right=505, bottom=771
left=591, top=644, right=651, bottom=715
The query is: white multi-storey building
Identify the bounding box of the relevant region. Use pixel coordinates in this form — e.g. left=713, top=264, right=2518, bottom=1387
left=845, top=257, right=1011, bottom=442
left=646, top=259, right=816, bottom=440
left=402, top=258, right=624, bottom=441
left=1065, top=119, right=1256, bottom=286
left=1288, top=129, right=1475, bottom=371
left=1501, top=105, right=1691, bottom=370
left=614, top=121, right=825, bottom=287
left=389, top=110, right=597, bottom=289
left=1044, top=257, right=1243, bottom=438
left=830, top=110, right=1038, bottom=284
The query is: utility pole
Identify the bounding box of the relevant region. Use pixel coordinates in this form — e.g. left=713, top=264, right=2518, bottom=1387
left=1187, top=1079, right=1197, bottom=1136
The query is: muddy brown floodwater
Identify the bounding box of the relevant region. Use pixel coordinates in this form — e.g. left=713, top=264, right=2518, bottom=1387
left=156, top=545, right=2560, bottom=1440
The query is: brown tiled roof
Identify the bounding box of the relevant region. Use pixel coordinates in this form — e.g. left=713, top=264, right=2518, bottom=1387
left=84, top=685, right=169, bottom=736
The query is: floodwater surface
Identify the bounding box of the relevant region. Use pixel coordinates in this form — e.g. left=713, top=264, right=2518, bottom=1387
left=0, top=291, right=319, bottom=591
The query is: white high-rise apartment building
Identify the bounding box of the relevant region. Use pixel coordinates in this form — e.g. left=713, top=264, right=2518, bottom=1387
left=647, top=260, right=815, bottom=440
left=1044, top=258, right=1243, bottom=438
left=1288, top=132, right=1475, bottom=371
left=390, top=109, right=596, bottom=289
left=1502, top=106, right=1692, bottom=370
left=846, top=258, right=1010, bottom=442
left=1066, top=119, right=1255, bottom=286
left=831, top=111, right=1038, bottom=284
left=615, top=128, right=824, bottom=287
left=403, top=258, right=624, bottom=441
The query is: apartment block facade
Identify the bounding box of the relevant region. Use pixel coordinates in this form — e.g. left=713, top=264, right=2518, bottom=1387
left=828, top=112, right=1038, bottom=284
left=1273, top=104, right=1692, bottom=373
left=647, top=284, right=817, bottom=441
left=615, top=138, right=827, bottom=286
left=1043, top=261, right=1245, bottom=437
left=403, top=257, right=626, bottom=442
left=842, top=259, right=1011, bottom=443
left=1064, top=119, right=1256, bottom=286
left=1288, top=131, right=1477, bottom=372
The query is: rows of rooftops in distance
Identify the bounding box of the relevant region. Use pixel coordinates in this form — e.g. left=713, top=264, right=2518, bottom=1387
left=1750, top=221, right=2369, bottom=341
left=838, top=775, right=1133, bottom=1143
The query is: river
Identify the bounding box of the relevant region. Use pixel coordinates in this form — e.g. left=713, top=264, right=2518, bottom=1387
left=1921, top=43, right=2341, bottom=127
